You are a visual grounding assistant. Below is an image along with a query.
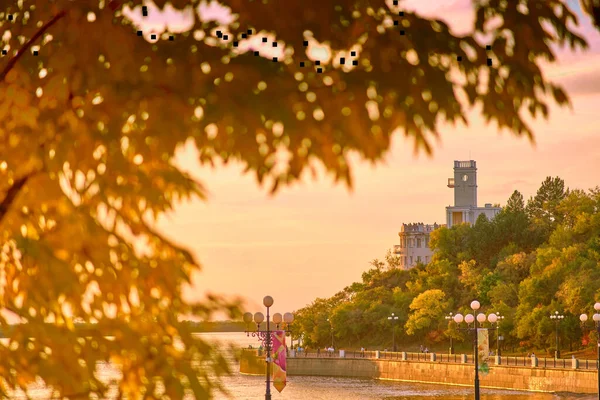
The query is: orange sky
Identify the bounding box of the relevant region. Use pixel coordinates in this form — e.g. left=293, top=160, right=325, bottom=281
left=148, top=0, right=600, bottom=316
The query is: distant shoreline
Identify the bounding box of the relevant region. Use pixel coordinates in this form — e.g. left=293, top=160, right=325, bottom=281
left=0, top=321, right=246, bottom=338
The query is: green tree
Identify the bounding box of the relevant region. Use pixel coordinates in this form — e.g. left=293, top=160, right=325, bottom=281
left=406, top=259, right=460, bottom=301
left=329, top=301, right=366, bottom=346
left=505, top=190, right=525, bottom=213
left=296, top=184, right=600, bottom=356
left=526, top=177, right=568, bottom=241
left=429, top=224, right=471, bottom=264
left=489, top=252, right=534, bottom=307
left=468, top=213, right=498, bottom=267
left=293, top=297, right=338, bottom=347
left=0, top=0, right=592, bottom=396
left=369, top=258, right=386, bottom=272
left=458, top=260, right=486, bottom=299
left=494, top=190, right=532, bottom=253
left=384, top=248, right=402, bottom=270
left=513, top=189, right=600, bottom=351
left=553, top=189, right=600, bottom=315
left=405, top=289, right=449, bottom=340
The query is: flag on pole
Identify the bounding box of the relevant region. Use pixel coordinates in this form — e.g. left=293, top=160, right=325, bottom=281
left=272, top=330, right=287, bottom=392
left=477, top=328, right=490, bottom=375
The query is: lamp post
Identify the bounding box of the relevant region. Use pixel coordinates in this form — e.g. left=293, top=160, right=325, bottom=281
left=388, top=312, right=399, bottom=352
left=243, top=296, right=294, bottom=400
left=326, top=318, right=334, bottom=348
left=495, top=312, right=505, bottom=356
left=550, top=311, right=565, bottom=359
left=273, top=312, right=294, bottom=352
left=445, top=312, right=455, bottom=355
left=451, top=300, right=498, bottom=400
left=579, top=302, right=600, bottom=400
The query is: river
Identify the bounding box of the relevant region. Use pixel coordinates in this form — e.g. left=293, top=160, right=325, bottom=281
left=10, top=332, right=597, bottom=399
left=208, top=332, right=596, bottom=400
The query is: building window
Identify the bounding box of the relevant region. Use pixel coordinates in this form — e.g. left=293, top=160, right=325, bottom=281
left=410, top=256, right=413, bottom=265
left=417, top=238, right=422, bottom=248
left=425, top=237, right=429, bottom=248
left=425, top=256, right=429, bottom=263
left=404, top=256, right=407, bottom=266
left=452, top=212, right=463, bottom=225
left=417, top=256, right=421, bottom=263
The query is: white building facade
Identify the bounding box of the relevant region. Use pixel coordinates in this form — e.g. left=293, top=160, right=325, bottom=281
left=393, top=160, right=501, bottom=269
left=394, top=223, right=440, bottom=269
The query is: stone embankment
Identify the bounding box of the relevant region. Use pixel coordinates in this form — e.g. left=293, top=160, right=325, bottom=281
left=240, top=349, right=598, bottom=394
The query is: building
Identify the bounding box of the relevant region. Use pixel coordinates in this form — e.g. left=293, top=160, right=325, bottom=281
left=393, top=160, right=501, bottom=269
left=445, top=160, right=501, bottom=228
left=393, top=223, right=440, bottom=269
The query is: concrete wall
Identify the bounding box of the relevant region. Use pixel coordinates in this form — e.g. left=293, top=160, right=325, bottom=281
left=239, top=352, right=597, bottom=394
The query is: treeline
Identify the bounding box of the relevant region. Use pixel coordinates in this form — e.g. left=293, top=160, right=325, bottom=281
left=294, top=177, right=600, bottom=354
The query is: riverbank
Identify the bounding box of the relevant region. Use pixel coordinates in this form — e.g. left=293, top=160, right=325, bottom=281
left=240, top=350, right=598, bottom=394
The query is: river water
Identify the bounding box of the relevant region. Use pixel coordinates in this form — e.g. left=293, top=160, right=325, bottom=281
left=11, top=332, right=596, bottom=399
left=209, top=332, right=596, bottom=400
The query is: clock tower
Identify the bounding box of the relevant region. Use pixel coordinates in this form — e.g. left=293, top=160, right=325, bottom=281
left=449, top=160, right=477, bottom=207
left=445, top=160, right=500, bottom=228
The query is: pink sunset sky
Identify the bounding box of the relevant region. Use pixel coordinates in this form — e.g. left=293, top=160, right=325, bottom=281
left=136, top=0, right=600, bottom=316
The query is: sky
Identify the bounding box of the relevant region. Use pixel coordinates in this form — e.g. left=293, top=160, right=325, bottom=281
left=135, top=0, right=600, bottom=317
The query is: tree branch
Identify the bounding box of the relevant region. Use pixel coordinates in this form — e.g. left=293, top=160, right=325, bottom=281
left=0, top=173, right=34, bottom=222
left=0, top=9, right=67, bottom=83
left=112, top=206, right=199, bottom=266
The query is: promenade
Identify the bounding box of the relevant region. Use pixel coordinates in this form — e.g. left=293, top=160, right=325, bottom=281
left=240, top=349, right=599, bottom=394
left=293, top=349, right=600, bottom=371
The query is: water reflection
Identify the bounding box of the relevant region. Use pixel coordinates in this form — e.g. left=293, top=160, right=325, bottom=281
left=7, top=333, right=598, bottom=399
left=223, top=373, right=596, bottom=399
left=210, top=333, right=596, bottom=400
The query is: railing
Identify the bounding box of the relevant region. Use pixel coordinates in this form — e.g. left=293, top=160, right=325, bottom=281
left=579, top=358, right=600, bottom=370
left=437, top=353, right=462, bottom=363
left=278, top=349, right=599, bottom=371
left=503, top=356, right=530, bottom=367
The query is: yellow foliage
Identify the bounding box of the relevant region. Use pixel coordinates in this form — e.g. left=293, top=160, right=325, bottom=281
left=0, top=0, right=589, bottom=398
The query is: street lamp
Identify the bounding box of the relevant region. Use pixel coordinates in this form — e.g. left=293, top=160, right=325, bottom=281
left=495, top=312, right=505, bottom=356
left=388, top=312, right=399, bottom=352
left=273, top=312, right=295, bottom=351
left=326, top=318, right=334, bottom=348
left=445, top=312, right=455, bottom=355
left=550, top=311, right=565, bottom=359
left=579, top=302, right=600, bottom=400
left=451, top=300, right=498, bottom=400
left=243, top=296, right=294, bottom=400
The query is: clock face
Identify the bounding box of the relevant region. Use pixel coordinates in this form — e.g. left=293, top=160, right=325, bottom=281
left=462, top=174, right=469, bottom=182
